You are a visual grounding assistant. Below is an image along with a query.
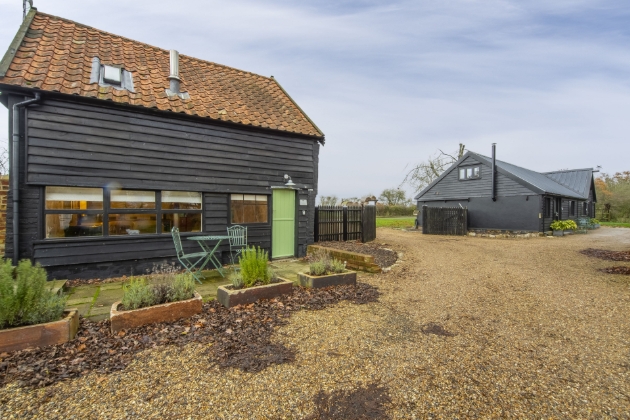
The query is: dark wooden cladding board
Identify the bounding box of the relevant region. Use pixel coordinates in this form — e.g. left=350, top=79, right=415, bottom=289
left=5, top=96, right=318, bottom=279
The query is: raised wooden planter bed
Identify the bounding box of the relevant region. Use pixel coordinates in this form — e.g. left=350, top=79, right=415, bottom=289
left=217, top=278, right=293, bottom=308
left=110, top=292, right=202, bottom=334
left=0, top=309, right=79, bottom=353
left=298, top=271, right=357, bottom=289
left=307, top=245, right=381, bottom=273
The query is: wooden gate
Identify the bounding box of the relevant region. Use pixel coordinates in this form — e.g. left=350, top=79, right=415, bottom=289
left=422, top=206, right=468, bottom=235
left=315, top=205, right=376, bottom=242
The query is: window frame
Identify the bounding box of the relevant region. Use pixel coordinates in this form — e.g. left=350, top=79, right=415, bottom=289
left=458, top=165, right=481, bottom=181
left=569, top=200, right=576, bottom=217
left=43, top=187, right=203, bottom=240
left=228, top=193, right=271, bottom=226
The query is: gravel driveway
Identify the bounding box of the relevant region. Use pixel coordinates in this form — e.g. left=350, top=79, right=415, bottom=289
left=1, top=228, right=629, bottom=418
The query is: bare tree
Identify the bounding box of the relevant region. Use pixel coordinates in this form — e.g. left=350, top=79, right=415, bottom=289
left=0, top=146, right=8, bottom=175
left=401, top=143, right=466, bottom=192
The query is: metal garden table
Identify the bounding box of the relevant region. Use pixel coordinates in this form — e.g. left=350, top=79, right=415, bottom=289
left=187, top=235, right=231, bottom=278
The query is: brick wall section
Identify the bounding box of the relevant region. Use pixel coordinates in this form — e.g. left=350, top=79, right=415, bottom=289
left=0, top=175, right=8, bottom=256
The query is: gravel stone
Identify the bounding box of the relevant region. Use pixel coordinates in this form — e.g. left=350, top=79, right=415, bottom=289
left=1, top=228, right=629, bottom=418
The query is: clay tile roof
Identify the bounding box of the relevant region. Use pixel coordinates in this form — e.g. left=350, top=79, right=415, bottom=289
left=0, top=10, right=323, bottom=139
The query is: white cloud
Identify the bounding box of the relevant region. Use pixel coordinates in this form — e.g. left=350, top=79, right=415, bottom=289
left=1, top=0, right=629, bottom=199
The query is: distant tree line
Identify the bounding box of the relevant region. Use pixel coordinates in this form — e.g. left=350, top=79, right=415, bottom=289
left=318, top=188, right=416, bottom=217
left=595, top=172, right=630, bottom=222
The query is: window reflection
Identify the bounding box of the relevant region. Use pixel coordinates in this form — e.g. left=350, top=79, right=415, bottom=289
left=45, top=187, right=103, bottom=210
left=162, top=191, right=202, bottom=210
left=109, top=214, right=157, bottom=235
left=46, top=214, right=103, bottom=238
left=110, top=190, right=155, bottom=209
left=162, top=213, right=202, bottom=233
left=231, top=194, right=268, bottom=224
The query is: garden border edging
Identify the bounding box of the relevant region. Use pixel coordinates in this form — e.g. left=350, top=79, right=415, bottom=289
left=298, top=271, right=357, bottom=288
left=217, top=278, right=293, bottom=308
left=0, top=309, right=79, bottom=353
left=110, top=292, right=203, bottom=333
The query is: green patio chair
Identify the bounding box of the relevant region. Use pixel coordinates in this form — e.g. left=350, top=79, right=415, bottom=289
left=227, top=225, right=247, bottom=267
left=171, top=227, right=211, bottom=283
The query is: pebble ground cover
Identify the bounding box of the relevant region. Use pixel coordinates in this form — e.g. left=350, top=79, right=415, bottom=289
left=1, top=228, right=629, bottom=418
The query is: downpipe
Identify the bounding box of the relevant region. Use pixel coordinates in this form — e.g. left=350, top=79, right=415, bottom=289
left=11, top=93, right=40, bottom=264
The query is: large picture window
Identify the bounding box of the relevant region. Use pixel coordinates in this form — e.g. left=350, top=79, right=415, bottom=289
left=45, top=187, right=104, bottom=238
left=231, top=194, right=268, bottom=224
left=44, top=188, right=202, bottom=238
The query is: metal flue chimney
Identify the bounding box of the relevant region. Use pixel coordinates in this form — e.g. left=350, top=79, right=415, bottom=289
left=168, top=49, right=181, bottom=94
left=491, top=143, right=497, bottom=202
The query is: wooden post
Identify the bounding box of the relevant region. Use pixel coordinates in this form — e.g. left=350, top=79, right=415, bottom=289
left=314, top=205, right=319, bottom=243
left=342, top=206, right=348, bottom=241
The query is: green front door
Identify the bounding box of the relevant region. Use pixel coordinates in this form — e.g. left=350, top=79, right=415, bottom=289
left=272, top=189, right=295, bottom=258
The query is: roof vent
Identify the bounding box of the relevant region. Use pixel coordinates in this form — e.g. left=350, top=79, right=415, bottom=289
left=166, top=50, right=189, bottom=99
left=103, top=65, right=122, bottom=85
left=89, top=57, right=134, bottom=91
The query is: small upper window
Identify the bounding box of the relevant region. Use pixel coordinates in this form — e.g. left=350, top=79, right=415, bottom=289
left=103, top=65, right=122, bottom=85
left=459, top=166, right=480, bottom=180
left=90, top=57, right=135, bottom=92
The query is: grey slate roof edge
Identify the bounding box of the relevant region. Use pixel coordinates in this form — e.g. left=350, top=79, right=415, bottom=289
left=413, top=152, right=474, bottom=200
left=0, top=8, right=37, bottom=77
left=542, top=169, right=594, bottom=174
left=470, top=153, right=546, bottom=195
left=414, top=150, right=586, bottom=201
left=543, top=169, right=593, bottom=199
left=472, top=152, right=585, bottom=199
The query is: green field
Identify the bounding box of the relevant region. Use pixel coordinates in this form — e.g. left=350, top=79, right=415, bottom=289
left=376, top=217, right=416, bottom=229
left=600, top=222, right=630, bottom=228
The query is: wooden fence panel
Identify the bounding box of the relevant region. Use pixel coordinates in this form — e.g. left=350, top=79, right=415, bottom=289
left=314, top=205, right=376, bottom=243
left=422, top=206, right=468, bottom=235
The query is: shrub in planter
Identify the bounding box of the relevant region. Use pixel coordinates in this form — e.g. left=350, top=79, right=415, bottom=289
left=308, top=249, right=347, bottom=276
left=550, top=220, right=578, bottom=235
left=217, top=246, right=292, bottom=308
left=120, top=273, right=196, bottom=311
left=299, top=249, right=357, bottom=289
left=111, top=273, right=200, bottom=333
left=0, top=260, right=67, bottom=329
left=0, top=260, right=77, bottom=352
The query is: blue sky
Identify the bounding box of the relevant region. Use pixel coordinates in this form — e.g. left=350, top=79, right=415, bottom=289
left=1, top=0, right=629, bottom=200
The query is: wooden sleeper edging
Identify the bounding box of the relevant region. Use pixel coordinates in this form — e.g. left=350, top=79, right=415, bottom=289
left=110, top=292, right=203, bottom=334
left=0, top=309, right=79, bottom=353
left=216, top=278, right=293, bottom=308
left=298, top=271, right=357, bottom=289
left=307, top=245, right=382, bottom=273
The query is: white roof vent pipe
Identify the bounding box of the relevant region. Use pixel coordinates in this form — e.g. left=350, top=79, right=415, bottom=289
left=168, top=50, right=180, bottom=93
left=166, top=50, right=189, bottom=99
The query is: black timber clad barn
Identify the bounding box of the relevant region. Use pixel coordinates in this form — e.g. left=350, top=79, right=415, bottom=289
left=0, top=9, right=324, bottom=279
left=414, top=149, right=597, bottom=233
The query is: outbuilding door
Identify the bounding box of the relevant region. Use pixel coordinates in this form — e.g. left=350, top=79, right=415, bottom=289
left=272, top=189, right=295, bottom=258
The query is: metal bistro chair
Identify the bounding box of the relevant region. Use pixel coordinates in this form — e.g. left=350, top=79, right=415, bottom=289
left=171, top=227, right=211, bottom=283
left=227, top=225, right=247, bottom=268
